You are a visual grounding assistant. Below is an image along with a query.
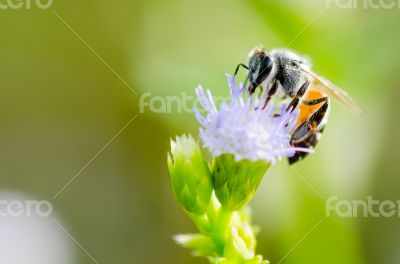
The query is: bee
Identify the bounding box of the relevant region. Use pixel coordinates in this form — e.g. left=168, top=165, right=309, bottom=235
left=234, top=46, right=363, bottom=164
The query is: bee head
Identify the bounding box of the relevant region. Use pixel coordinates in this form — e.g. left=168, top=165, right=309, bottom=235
left=248, top=47, right=275, bottom=93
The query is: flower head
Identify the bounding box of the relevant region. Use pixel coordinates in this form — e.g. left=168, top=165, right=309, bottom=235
left=195, top=74, right=308, bottom=164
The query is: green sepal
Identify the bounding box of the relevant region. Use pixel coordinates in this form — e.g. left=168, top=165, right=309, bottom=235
left=212, top=154, right=270, bottom=211
left=167, top=135, right=213, bottom=215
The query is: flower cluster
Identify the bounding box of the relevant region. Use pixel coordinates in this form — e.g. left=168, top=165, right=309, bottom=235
left=195, top=75, right=306, bottom=164
left=167, top=74, right=308, bottom=264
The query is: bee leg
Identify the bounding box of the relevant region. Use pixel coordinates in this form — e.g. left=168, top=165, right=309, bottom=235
left=288, top=100, right=329, bottom=165
left=262, top=80, right=279, bottom=109
left=258, top=85, right=264, bottom=99
left=291, top=100, right=329, bottom=145
left=308, top=99, right=329, bottom=131
left=286, top=80, right=310, bottom=112
left=288, top=133, right=320, bottom=165
left=234, top=63, right=249, bottom=76
left=302, top=97, right=328, bottom=106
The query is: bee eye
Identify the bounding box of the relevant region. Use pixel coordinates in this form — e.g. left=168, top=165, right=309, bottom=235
left=260, top=56, right=273, bottom=71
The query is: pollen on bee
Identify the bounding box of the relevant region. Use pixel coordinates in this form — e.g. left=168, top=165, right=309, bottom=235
left=296, top=89, right=327, bottom=126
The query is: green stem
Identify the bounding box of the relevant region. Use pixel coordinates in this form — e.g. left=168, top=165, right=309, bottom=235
left=213, top=207, right=233, bottom=256
left=190, top=213, right=211, bottom=234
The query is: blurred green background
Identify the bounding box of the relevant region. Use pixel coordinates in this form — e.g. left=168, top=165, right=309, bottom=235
left=1, top=0, right=400, bottom=263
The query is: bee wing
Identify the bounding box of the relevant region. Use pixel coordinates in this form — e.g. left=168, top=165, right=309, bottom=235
left=302, top=67, right=365, bottom=115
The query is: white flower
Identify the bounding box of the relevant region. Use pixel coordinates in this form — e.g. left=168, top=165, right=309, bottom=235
left=194, top=74, right=310, bottom=164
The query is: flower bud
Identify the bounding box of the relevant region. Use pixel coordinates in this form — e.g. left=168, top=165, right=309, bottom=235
left=212, top=155, right=270, bottom=211
left=167, top=135, right=213, bottom=215
left=174, top=234, right=215, bottom=257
